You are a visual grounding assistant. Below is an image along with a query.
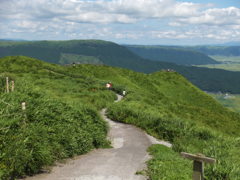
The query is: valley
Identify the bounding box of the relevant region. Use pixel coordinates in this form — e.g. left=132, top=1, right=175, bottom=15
left=197, top=56, right=240, bottom=72
left=209, top=93, right=240, bottom=113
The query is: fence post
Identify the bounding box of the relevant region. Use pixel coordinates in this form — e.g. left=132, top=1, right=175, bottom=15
left=22, top=102, right=26, bottom=111
left=21, top=102, right=27, bottom=125
left=181, top=152, right=216, bottom=180
left=6, top=77, right=9, bottom=93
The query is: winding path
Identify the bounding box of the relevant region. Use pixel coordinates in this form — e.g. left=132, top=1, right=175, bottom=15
left=24, top=94, right=171, bottom=180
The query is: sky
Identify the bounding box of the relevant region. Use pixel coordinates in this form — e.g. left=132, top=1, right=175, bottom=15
left=0, top=0, right=240, bottom=45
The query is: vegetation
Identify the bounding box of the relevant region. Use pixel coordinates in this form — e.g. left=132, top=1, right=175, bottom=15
left=73, top=65, right=240, bottom=179
left=126, top=45, right=219, bottom=65
left=0, top=56, right=116, bottom=179
left=1, top=56, right=240, bottom=179
left=196, top=56, right=240, bottom=72
left=147, top=145, right=192, bottom=179
left=1, top=40, right=240, bottom=93
left=59, top=53, right=103, bottom=65
left=186, top=46, right=240, bottom=56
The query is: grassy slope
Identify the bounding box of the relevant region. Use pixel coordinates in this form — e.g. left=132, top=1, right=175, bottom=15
left=126, top=45, right=219, bottom=65
left=1, top=56, right=240, bottom=179
left=0, top=56, right=116, bottom=179
left=73, top=64, right=240, bottom=135
left=73, top=64, right=240, bottom=179
left=1, top=40, right=240, bottom=93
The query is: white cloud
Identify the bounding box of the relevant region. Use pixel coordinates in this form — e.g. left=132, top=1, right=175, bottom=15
left=1, top=0, right=239, bottom=26
left=175, top=7, right=240, bottom=26
left=0, top=0, right=240, bottom=44
left=0, top=0, right=206, bottom=23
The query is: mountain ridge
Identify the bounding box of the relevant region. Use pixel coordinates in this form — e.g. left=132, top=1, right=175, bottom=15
left=1, top=40, right=240, bottom=93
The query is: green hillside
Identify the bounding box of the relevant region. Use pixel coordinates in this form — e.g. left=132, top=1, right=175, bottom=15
left=0, top=56, right=116, bottom=179
left=75, top=64, right=240, bottom=179
left=126, top=45, right=219, bottom=65
left=0, top=56, right=240, bottom=179
left=1, top=40, right=240, bottom=94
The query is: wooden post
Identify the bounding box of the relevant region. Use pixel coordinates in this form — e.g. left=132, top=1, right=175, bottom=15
left=6, top=77, right=9, bottom=93
left=193, top=160, right=204, bottom=180
left=21, top=102, right=27, bottom=125
left=22, top=102, right=26, bottom=111
left=181, top=152, right=216, bottom=180
left=11, top=80, right=14, bottom=92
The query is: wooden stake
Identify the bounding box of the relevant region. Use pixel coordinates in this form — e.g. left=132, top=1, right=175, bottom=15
left=193, top=161, right=204, bottom=180
left=22, top=102, right=26, bottom=111
left=6, top=77, right=9, bottom=93
left=11, top=80, right=14, bottom=92
left=181, top=152, right=216, bottom=180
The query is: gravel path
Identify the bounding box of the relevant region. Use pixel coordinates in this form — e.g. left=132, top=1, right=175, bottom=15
left=24, top=94, right=171, bottom=180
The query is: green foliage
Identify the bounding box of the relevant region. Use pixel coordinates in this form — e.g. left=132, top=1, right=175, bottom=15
left=0, top=84, right=108, bottom=178
left=1, top=56, right=240, bottom=179
left=0, top=56, right=116, bottom=179
left=79, top=65, right=240, bottom=179
left=59, top=53, right=103, bottom=65
left=147, top=145, right=192, bottom=180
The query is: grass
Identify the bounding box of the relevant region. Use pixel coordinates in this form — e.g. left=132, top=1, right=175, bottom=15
left=63, top=62, right=240, bottom=179
left=0, top=56, right=116, bottom=179
left=147, top=145, right=192, bottom=180
left=1, top=56, right=240, bottom=179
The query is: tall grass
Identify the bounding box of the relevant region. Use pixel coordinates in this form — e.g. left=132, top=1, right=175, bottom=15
left=0, top=56, right=117, bottom=179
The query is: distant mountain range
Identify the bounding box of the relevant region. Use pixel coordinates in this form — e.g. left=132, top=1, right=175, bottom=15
left=0, top=39, right=240, bottom=93
left=186, top=46, right=240, bottom=56
left=0, top=38, right=28, bottom=42
left=125, top=45, right=219, bottom=65
left=218, top=41, right=240, bottom=46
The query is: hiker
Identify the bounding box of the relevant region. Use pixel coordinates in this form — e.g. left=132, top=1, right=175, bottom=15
left=106, top=82, right=112, bottom=90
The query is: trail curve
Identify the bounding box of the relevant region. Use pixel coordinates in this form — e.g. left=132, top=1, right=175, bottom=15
left=24, top=94, right=171, bottom=180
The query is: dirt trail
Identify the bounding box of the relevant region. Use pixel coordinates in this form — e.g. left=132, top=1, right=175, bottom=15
left=24, top=94, right=171, bottom=180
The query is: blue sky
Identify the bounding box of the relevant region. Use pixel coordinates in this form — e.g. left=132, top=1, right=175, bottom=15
left=0, top=0, right=240, bottom=45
